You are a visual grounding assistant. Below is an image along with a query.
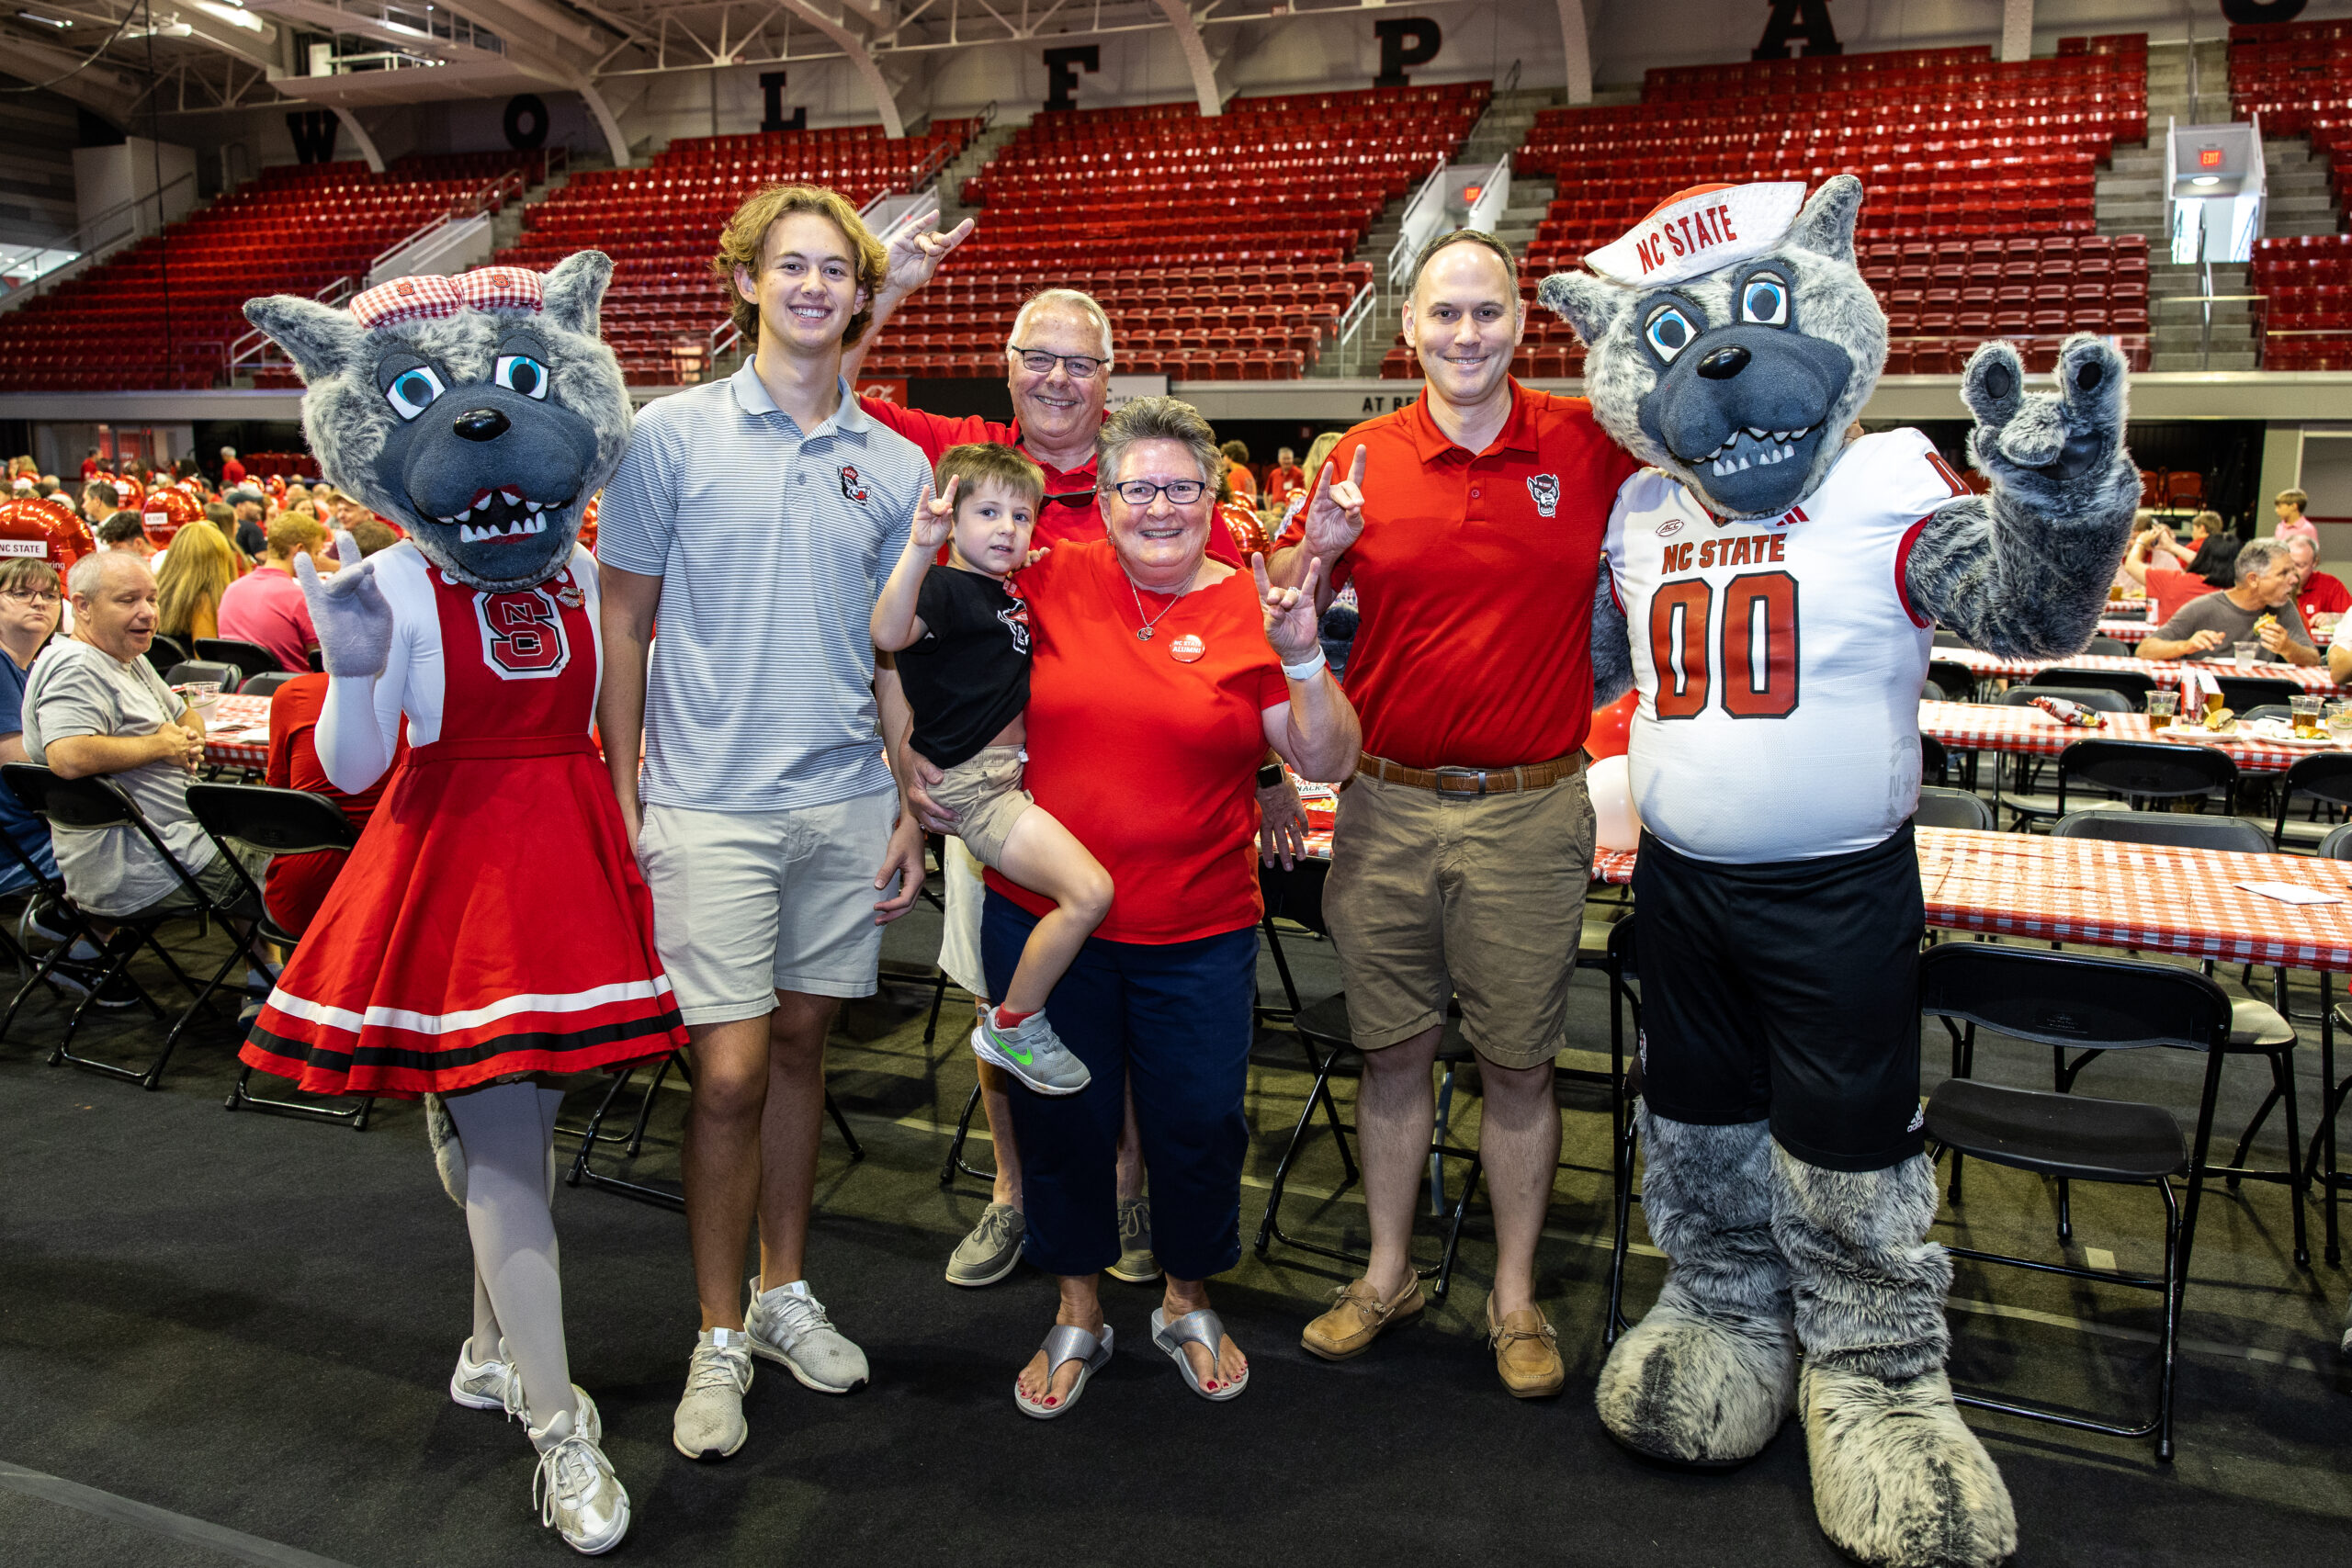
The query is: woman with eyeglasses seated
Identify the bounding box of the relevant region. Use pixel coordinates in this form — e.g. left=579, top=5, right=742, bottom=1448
left=904, top=396, right=1361, bottom=1415
left=0, top=557, right=62, bottom=893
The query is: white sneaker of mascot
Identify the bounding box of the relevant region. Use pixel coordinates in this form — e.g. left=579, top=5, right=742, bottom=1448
left=1542, top=177, right=2139, bottom=1568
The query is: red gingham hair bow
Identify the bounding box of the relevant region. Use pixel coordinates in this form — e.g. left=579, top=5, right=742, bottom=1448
left=348, top=266, right=546, bottom=330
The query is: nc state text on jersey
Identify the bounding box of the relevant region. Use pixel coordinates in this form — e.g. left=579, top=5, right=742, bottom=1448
left=1662, top=533, right=1788, bottom=574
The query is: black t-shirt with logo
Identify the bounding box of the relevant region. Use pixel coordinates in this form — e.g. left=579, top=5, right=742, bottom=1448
left=899, top=566, right=1031, bottom=770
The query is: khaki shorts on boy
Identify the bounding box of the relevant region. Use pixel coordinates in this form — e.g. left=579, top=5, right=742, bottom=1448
left=1323, top=761, right=1597, bottom=1071
left=927, top=743, right=1035, bottom=868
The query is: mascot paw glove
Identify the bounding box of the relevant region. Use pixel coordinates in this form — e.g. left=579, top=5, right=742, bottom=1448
left=296, top=528, right=395, bottom=679
left=1962, top=334, right=2129, bottom=489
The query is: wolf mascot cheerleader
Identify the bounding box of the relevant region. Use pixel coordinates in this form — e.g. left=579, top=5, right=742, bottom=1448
left=239, top=254, right=689, bottom=1556
left=1543, top=177, right=2138, bottom=1567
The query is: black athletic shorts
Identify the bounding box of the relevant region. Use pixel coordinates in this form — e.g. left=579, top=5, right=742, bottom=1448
left=1631, top=821, right=1926, bottom=1172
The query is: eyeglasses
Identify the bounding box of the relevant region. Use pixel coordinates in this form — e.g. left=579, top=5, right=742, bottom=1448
left=1, top=589, right=61, bottom=605
left=1011, top=345, right=1106, bottom=379
left=1106, top=479, right=1207, bottom=507
left=1042, top=491, right=1097, bottom=508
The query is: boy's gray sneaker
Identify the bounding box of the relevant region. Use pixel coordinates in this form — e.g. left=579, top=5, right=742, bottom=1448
left=673, top=1327, right=753, bottom=1461
left=946, top=1202, right=1027, bottom=1288
left=743, top=1278, right=868, bottom=1393
left=1107, top=1197, right=1159, bottom=1283
left=971, top=1011, right=1091, bottom=1096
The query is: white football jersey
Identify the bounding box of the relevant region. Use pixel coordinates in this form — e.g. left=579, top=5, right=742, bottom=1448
left=1603, top=428, right=1971, bottom=863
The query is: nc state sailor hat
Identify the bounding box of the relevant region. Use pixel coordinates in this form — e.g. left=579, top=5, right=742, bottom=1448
left=1584, top=182, right=1807, bottom=289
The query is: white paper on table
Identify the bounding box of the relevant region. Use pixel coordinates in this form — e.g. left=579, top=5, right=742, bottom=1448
left=2236, top=881, right=2345, bottom=906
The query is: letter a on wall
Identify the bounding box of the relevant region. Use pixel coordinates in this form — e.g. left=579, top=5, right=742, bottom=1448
left=286, top=110, right=338, bottom=164
left=1753, top=0, right=1843, bottom=60
left=1043, top=46, right=1099, bottom=113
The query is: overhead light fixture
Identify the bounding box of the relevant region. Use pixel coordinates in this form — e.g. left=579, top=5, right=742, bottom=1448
left=16, top=9, right=73, bottom=26
left=2189, top=175, right=2221, bottom=187
left=193, top=0, right=268, bottom=30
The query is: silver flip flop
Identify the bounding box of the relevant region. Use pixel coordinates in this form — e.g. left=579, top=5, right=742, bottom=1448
left=1150, top=1307, right=1247, bottom=1402
left=1012, top=1323, right=1114, bottom=1420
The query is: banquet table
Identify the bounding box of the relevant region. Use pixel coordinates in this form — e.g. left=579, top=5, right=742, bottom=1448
left=2097, top=617, right=2340, bottom=649
left=1939, top=647, right=2346, bottom=695
left=1918, top=698, right=2337, bottom=776
left=1293, top=818, right=2352, bottom=972
left=202, top=693, right=273, bottom=771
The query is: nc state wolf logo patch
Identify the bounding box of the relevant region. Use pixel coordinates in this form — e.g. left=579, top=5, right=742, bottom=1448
left=839, top=465, right=868, bottom=503
left=1526, top=473, right=1561, bottom=517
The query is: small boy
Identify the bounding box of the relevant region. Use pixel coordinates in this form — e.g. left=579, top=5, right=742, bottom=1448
left=872, top=444, right=1111, bottom=1097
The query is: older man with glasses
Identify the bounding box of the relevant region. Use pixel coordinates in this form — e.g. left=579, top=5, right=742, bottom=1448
left=849, top=220, right=1286, bottom=1291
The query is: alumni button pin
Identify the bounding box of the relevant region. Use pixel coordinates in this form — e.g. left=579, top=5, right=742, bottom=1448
left=1169, top=633, right=1205, bottom=663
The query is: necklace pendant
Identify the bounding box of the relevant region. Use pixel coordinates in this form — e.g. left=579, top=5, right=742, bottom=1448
left=1137, top=626, right=1153, bottom=641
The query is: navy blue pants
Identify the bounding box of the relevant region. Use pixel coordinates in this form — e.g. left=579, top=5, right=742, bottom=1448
left=981, top=890, right=1258, bottom=1280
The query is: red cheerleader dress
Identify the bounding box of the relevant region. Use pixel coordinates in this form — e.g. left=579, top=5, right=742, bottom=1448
left=240, top=558, right=687, bottom=1099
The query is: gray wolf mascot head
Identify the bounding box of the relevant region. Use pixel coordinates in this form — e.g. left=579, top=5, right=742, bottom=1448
left=242, top=253, right=627, bottom=592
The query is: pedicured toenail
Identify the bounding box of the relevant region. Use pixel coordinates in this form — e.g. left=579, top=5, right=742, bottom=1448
left=1044, top=1396, right=1057, bottom=1405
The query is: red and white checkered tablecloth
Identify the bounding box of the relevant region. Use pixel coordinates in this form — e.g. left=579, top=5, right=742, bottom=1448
left=202, top=693, right=273, bottom=770
left=2096, top=618, right=2151, bottom=644
left=1918, top=698, right=2338, bottom=775
left=1939, top=648, right=2345, bottom=694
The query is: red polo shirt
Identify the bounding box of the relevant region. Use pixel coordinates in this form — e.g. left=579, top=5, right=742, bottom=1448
left=857, top=397, right=1242, bottom=565
left=2299, top=570, right=2351, bottom=629
left=1277, top=380, right=1639, bottom=769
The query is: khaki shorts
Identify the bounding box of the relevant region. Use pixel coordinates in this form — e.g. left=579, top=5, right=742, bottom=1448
left=119, top=843, right=271, bottom=923
left=930, top=745, right=1035, bottom=869
left=637, top=791, right=897, bottom=1025
left=1323, top=763, right=1596, bottom=1070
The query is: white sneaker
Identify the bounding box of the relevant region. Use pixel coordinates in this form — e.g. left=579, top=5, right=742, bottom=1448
left=449, top=1337, right=514, bottom=1412
left=529, top=1404, right=629, bottom=1556
left=743, top=1278, right=868, bottom=1393
left=501, top=1373, right=604, bottom=1445
left=673, top=1327, right=754, bottom=1461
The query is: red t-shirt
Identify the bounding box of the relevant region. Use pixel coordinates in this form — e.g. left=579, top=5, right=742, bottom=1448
left=2299, top=570, right=2351, bottom=629
left=263, top=674, right=404, bottom=935
left=984, top=540, right=1289, bottom=944
left=1276, top=381, right=1639, bottom=769
left=1263, top=464, right=1307, bottom=510
left=221, top=458, right=247, bottom=486
left=857, top=397, right=1242, bottom=566
left=1227, top=461, right=1258, bottom=503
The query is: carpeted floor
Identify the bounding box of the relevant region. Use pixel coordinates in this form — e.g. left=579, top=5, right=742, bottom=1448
left=1, top=890, right=2347, bottom=1567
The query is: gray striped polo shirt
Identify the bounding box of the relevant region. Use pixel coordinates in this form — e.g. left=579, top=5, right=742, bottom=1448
left=599, top=363, right=926, bottom=812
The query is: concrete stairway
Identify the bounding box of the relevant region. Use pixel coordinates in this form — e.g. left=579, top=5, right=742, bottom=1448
left=936, top=124, right=1022, bottom=227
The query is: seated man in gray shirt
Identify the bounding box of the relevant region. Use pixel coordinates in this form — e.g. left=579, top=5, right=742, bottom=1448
left=24, top=551, right=267, bottom=928
left=2137, top=537, right=2319, bottom=666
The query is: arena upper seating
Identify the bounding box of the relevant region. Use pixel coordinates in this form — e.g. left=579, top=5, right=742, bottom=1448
left=865, top=84, right=1480, bottom=380
left=493, top=121, right=976, bottom=385
left=2229, top=20, right=2352, bottom=370
left=1430, top=35, right=2153, bottom=380
left=0, top=159, right=534, bottom=393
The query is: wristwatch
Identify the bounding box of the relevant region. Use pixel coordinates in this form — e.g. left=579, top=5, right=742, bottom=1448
left=1257, top=761, right=1284, bottom=790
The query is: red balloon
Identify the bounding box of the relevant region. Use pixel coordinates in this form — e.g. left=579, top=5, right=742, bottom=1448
left=1587, top=690, right=1636, bottom=761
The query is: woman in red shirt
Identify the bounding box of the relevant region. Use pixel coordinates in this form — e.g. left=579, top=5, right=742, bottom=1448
left=910, top=398, right=1359, bottom=1416
left=263, top=673, right=404, bottom=933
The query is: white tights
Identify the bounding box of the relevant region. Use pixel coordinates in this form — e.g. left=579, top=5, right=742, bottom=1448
left=444, top=1081, right=576, bottom=1428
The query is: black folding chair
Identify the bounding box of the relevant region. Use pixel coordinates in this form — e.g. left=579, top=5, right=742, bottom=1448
left=1914, top=784, right=1995, bottom=831
left=195, top=637, right=285, bottom=686
left=2307, top=823, right=2352, bottom=1264
left=2005, top=737, right=2240, bottom=832
left=0, top=765, right=254, bottom=1089
left=2029, top=665, right=2155, bottom=708
left=184, top=783, right=371, bottom=1128
left=240, top=671, right=300, bottom=702
left=1251, top=856, right=1482, bottom=1302
left=2270, top=751, right=2352, bottom=852
left=2082, top=635, right=2132, bottom=656
left=2044, top=808, right=2307, bottom=1267
left=2211, top=674, right=2303, bottom=713
left=142, top=633, right=190, bottom=676
left=164, top=660, right=238, bottom=692
left=1920, top=732, right=1950, bottom=789
left=1927, top=659, right=1978, bottom=703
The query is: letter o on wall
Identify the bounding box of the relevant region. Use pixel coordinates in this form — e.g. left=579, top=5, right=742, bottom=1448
left=503, top=94, right=549, bottom=151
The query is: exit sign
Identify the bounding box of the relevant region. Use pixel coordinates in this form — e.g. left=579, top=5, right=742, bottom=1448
left=2198, top=148, right=2223, bottom=167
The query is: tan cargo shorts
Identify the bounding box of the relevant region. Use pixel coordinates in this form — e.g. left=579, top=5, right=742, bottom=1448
left=1323, top=761, right=1596, bottom=1070
left=930, top=744, right=1036, bottom=869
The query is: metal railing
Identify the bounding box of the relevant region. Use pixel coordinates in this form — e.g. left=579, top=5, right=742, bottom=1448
left=0, top=170, right=200, bottom=315
left=228, top=276, right=356, bottom=376
left=2154, top=291, right=2267, bottom=369
left=1333, top=281, right=1377, bottom=377
left=1385, top=152, right=1451, bottom=291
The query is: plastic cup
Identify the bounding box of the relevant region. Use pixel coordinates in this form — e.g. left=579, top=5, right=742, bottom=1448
left=2233, top=641, right=2261, bottom=668
left=2329, top=702, right=2352, bottom=744
left=2145, top=689, right=2177, bottom=730
left=175, top=680, right=221, bottom=720
left=2292, top=693, right=2324, bottom=738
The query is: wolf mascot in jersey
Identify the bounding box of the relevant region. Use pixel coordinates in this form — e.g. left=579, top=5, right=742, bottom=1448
left=1543, top=177, right=2137, bottom=1568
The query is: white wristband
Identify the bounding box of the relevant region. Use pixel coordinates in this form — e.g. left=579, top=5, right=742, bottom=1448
left=1281, top=647, right=1328, bottom=682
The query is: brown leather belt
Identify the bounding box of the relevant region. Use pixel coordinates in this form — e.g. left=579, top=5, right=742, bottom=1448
left=1355, top=750, right=1585, bottom=796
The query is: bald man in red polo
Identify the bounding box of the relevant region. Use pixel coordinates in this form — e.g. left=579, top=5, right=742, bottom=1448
left=1269, top=229, right=1638, bottom=1395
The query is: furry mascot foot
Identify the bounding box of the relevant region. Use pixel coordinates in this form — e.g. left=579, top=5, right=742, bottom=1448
left=1598, top=1111, right=1796, bottom=1465
left=1799, top=1364, right=2018, bottom=1568
left=1773, top=1147, right=2015, bottom=1568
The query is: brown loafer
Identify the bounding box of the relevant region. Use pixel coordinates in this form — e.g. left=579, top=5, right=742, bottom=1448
left=1487, top=1298, right=1565, bottom=1398
left=1301, top=1273, right=1425, bottom=1361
